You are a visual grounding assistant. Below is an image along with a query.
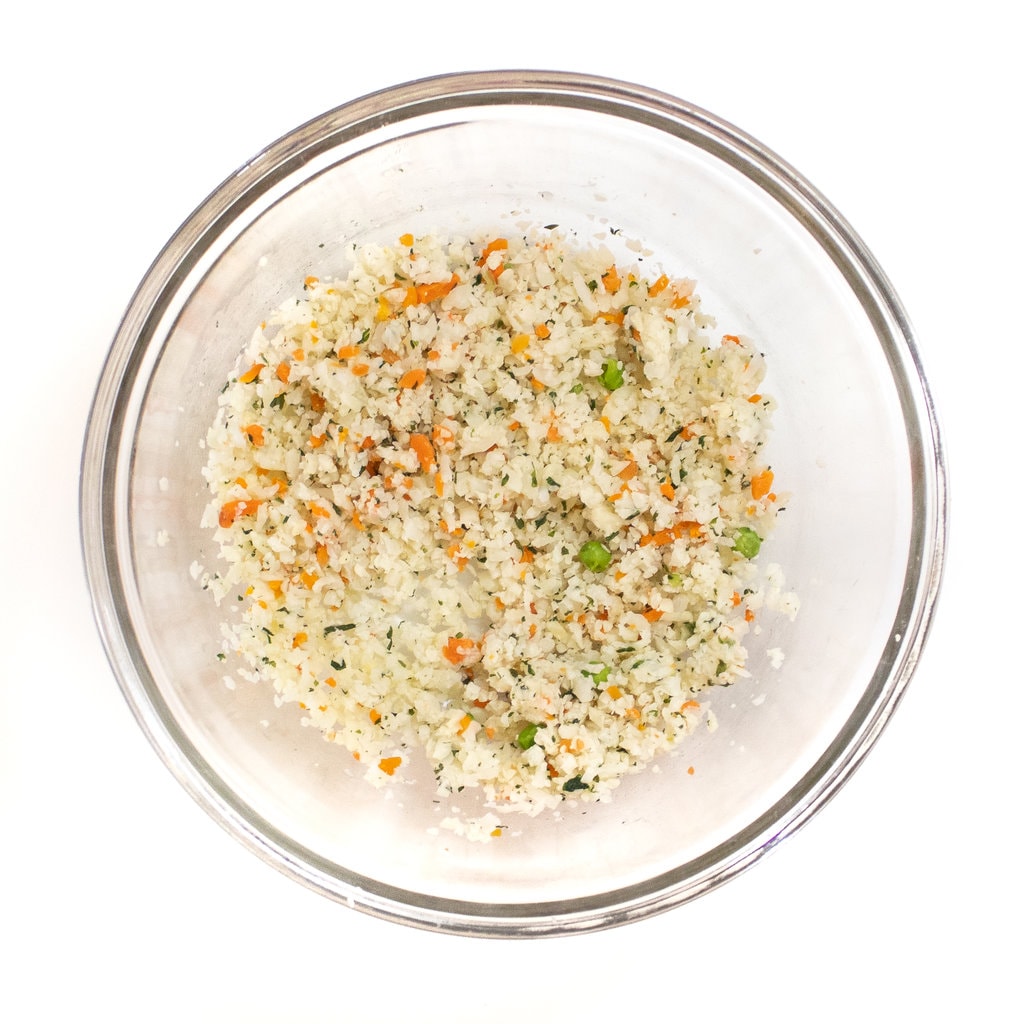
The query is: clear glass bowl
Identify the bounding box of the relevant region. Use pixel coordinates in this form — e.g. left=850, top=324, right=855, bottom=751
left=80, top=71, right=946, bottom=936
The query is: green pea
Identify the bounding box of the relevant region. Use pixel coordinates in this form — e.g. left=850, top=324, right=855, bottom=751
left=733, top=527, right=762, bottom=558
left=599, top=359, right=624, bottom=391
left=578, top=540, right=612, bottom=572
left=516, top=723, right=539, bottom=750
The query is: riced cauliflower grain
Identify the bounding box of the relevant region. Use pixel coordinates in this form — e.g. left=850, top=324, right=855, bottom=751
left=201, top=230, right=796, bottom=835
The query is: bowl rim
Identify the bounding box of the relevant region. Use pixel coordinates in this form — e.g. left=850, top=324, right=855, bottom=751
left=80, top=69, right=948, bottom=938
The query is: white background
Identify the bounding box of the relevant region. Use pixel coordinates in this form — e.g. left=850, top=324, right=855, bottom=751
left=3, top=3, right=1018, bottom=1020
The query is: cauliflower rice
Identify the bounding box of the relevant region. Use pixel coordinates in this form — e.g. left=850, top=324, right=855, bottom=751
left=200, top=230, right=795, bottom=833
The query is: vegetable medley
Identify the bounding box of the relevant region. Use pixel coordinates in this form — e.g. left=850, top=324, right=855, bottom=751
left=201, top=230, right=795, bottom=837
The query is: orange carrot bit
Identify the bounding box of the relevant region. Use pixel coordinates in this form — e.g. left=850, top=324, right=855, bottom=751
left=375, top=296, right=391, bottom=321
left=234, top=476, right=248, bottom=488
left=300, top=570, right=319, bottom=589
left=687, top=765, right=695, bottom=776
left=432, top=423, right=455, bottom=446
left=434, top=472, right=444, bottom=497
left=309, top=434, right=326, bottom=449
left=546, top=421, right=560, bottom=443
left=381, top=347, right=401, bottom=365
left=670, top=291, right=691, bottom=309
left=731, top=591, right=742, bottom=607
left=368, top=708, right=382, bottom=725
left=606, top=685, right=623, bottom=700
left=490, top=827, right=502, bottom=837
left=602, top=265, right=621, bottom=292
left=559, top=737, right=584, bottom=755
left=400, top=285, right=419, bottom=309
left=398, top=368, right=427, bottom=389
left=426, top=349, right=440, bottom=361
left=350, top=363, right=371, bottom=377
left=304, top=275, right=319, bottom=288
left=747, top=393, right=763, bottom=404
left=599, top=415, right=611, bottom=433
left=315, top=543, right=329, bottom=568
left=416, top=273, right=460, bottom=304
left=446, top=544, right=469, bottom=571
left=535, top=322, right=551, bottom=339
left=442, top=636, right=477, bottom=664
left=490, top=261, right=506, bottom=280
left=242, top=424, right=265, bottom=447
left=639, top=527, right=674, bottom=548
left=642, top=608, right=664, bottom=623
left=336, top=344, right=360, bottom=359
left=617, top=460, right=638, bottom=481
left=648, top=274, right=670, bottom=297
left=378, top=756, right=402, bottom=776
left=309, top=391, right=326, bottom=413
left=476, top=237, right=509, bottom=265
left=494, top=596, right=505, bottom=611
left=519, top=546, right=535, bottom=564
left=722, top=333, right=742, bottom=345
left=679, top=700, right=701, bottom=713
left=398, top=232, right=414, bottom=247
left=750, top=468, right=775, bottom=500
left=596, top=309, right=625, bottom=325
left=510, top=333, right=530, bottom=355
left=508, top=419, right=521, bottom=431
left=529, top=375, right=547, bottom=391
left=266, top=580, right=283, bottom=599
left=456, top=713, right=473, bottom=736
left=238, top=362, right=264, bottom=384
left=218, top=498, right=261, bottom=528
left=275, top=362, right=290, bottom=383
left=409, top=432, right=435, bottom=472
left=292, top=631, right=308, bottom=649
left=745, top=608, right=756, bottom=622
left=325, top=677, right=337, bottom=688
left=291, top=348, right=305, bottom=362
left=351, top=510, right=365, bottom=532
left=660, top=482, right=676, bottom=500
left=352, top=751, right=360, bottom=761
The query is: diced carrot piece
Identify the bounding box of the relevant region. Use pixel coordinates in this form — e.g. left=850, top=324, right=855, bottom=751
left=398, top=368, right=426, bottom=389
left=535, top=323, right=551, bottom=339
left=242, top=424, right=264, bottom=447
left=378, top=756, right=401, bottom=776
left=750, top=468, right=774, bottom=500
left=218, top=499, right=261, bottom=528
left=648, top=274, right=669, bottom=297
left=399, top=232, right=414, bottom=246
left=336, top=345, right=360, bottom=359
left=409, top=433, right=434, bottom=472
left=238, top=362, right=264, bottom=384
left=416, top=274, right=460, bottom=304
left=275, top=362, right=290, bottom=383
left=510, top=334, right=530, bottom=354
left=442, top=636, right=477, bottom=664
left=602, top=266, right=621, bottom=292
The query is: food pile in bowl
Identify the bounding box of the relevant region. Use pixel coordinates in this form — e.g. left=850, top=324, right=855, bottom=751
left=82, top=71, right=944, bottom=934
left=197, top=230, right=798, bottom=839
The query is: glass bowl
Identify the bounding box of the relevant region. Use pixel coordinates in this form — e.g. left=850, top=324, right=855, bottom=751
left=80, top=70, right=946, bottom=937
